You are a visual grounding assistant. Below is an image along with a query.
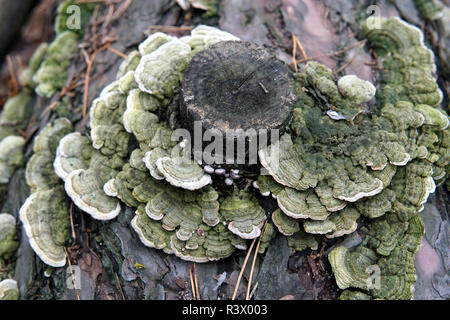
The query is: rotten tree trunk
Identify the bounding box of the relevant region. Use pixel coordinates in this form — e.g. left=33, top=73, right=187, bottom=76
left=181, top=41, right=295, bottom=134
left=2, top=0, right=449, bottom=300
left=180, top=40, right=296, bottom=165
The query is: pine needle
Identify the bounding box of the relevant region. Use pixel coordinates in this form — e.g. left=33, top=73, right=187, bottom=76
left=245, top=222, right=266, bottom=300
left=115, top=272, right=126, bottom=300
left=231, top=238, right=257, bottom=300
left=291, top=34, right=308, bottom=73
left=69, top=203, right=76, bottom=241
left=193, top=263, right=200, bottom=300
left=294, top=40, right=367, bottom=64
left=295, top=36, right=308, bottom=61
left=108, top=46, right=127, bottom=59
left=292, top=34, right=298, bottom=72
left=82, top=43, right=110, bottom=117
left=188, top=265, right=197, bottom=300
left=149, top=25, right=194, bottom=32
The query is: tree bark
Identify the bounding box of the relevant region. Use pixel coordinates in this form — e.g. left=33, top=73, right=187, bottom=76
left=0, top=0, right=35, bottom=61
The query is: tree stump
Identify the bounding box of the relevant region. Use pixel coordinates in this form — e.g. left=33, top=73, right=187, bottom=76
left=180, top=41, right=296, bottom=165
left=0, top=0, right=34, bottom=60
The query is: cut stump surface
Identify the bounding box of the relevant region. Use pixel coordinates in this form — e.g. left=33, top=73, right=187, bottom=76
left=180, top=41, right=296, bottom=134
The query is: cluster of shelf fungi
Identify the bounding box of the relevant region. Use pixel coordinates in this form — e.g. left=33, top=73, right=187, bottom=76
left=0, top=0, right=449, bottom=300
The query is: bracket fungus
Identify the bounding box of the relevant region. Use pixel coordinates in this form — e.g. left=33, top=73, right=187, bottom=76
left=135, top=40, right=192, bottom=99
left=255, top=35, right=447, bottom=246
left=304, top=206, right=360, bottom=239
left=220, top=190, right=267, bottom=239
left=33, top=31, right=79, bottom=98
left=19, top=187, right=70, bottom=268
left=20, top=118, right=73, bottom=267
left=89, top=83, right=130, bottom=158
left=54, top=132, right=123, bottom=220
left=337, top=75, right=376, bottom=105
left=155, top=155, right=212, bottom=190
left=48, top=21, right=447, bottom=269
left=271, top=208, right=299, bottom=236
left=19, top=43, right=49, bottom=88
left=362, top=17, right=443, bottom=107
left=53, top=132, right=93, bottom=180
left=0, top=136, right=25, bottom=186
left=25, top=118, right=73, bottom=191
left=0, top=214, right=18, bottom=260
left=169, top=223, right=247, bottom=262
left=32, top=0, right=93, bottom=98
left=329, top=214, right=424, bottom=300
left=413, top=0, right=445, bottom=20
left=286, top=229, right=319, bottom=252
left=0, top=279, right=19, bottom=300
left=0, top=91, right=33, bottom=128
left=324, top=16, right=449, bottom=300
left=42, top=26, right=276, bottom=263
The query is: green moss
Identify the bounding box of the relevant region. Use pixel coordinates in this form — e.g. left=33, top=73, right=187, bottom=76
left=362, top=17, right=442, bottom=107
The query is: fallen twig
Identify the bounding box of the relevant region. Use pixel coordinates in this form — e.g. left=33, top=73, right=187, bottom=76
left=82, top=43, right=111, bottom=117
left=333, top=39, right=366, bottom=74
left=102, top=3, right=115, bottom=29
